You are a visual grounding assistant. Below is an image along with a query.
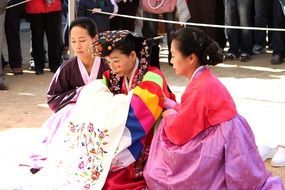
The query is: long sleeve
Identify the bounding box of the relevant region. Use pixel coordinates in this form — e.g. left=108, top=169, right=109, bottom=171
left=47, top=72, right=79, bottom=112
left=164, top=70, right=237, bottom=145
left=46, top=58, right=85, bottom=112
left=131, top=67, right=173, bottom=127
left=103, top=67, right=174, bottom=160
left=124, top=67, right=174, bottom=159
left=164, top=84, right=208, bottom=145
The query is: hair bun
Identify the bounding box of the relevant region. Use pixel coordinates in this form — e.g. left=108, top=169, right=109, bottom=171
left=202, top=39, right=223, bottom=66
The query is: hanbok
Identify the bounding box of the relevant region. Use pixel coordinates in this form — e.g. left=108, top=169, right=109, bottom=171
left=3, top=80, right=133, bottom=189
left=23, top=56, right=108, bottom=170
left=144, top=67, right=284, bottom=190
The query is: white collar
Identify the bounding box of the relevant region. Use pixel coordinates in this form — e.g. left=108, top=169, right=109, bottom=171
left=189, top=66, right=206, bottom=83
left=124, top=58, right=139, bottom=92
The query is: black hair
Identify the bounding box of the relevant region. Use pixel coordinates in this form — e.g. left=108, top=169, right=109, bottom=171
left=171, top=27, right=223, bottom=66
left=69, top=17, right=98, bottom=38
left=111, top=34, right=143, bottom=59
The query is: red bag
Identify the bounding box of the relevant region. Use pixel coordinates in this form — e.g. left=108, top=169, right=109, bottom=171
left=140, top=0, right=176, bottom=14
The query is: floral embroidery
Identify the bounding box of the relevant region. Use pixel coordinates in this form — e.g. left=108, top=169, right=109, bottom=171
left=110, top=159, right=125, bottom=171
left=66, top=122, right=110, bottom=188
left=133, top=146, right=150, bottom=178
left=83, top=184, right=90, bottom=190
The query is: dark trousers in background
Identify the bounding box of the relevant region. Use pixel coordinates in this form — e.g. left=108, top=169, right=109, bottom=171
left=224, top=0, right=253, bottom=55
left=4, top=3, right=24, bottom=69
left=110, top=0, right=139, bottom=31
left=272, top=0, right=285, bottom=56
left=187, top=0, right=226, bottom=49
left=142, top=12, right=176, bottom=67
left=62, top=0, right=69, bottom=48
left=215, top=0, right=227, bottom=49
left=29, top=11, right=63, bottom=72
left=254, top=0, right=271, bottom=47
left=267, top=1, right=273, bottom=47
left=0, top=12, right=5, bottom=84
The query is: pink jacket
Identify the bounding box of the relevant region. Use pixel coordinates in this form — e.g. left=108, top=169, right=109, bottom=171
left=25, top=0, right=62, bottom=14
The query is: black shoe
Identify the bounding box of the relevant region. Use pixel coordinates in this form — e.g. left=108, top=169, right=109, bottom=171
left=224, top=53, right=237, bottom=61
left=35, top=69, right=44, bottom=75
left=271, top=54, right=283, bottom=65
left=240, top=53, right=251, bottom=62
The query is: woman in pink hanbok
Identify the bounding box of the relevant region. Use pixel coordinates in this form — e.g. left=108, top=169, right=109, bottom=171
left=144, top=27, right=284, bottom=190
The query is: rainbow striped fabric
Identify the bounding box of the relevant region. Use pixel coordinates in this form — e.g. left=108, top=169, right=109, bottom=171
left=103, top=66, right=173, bottom=171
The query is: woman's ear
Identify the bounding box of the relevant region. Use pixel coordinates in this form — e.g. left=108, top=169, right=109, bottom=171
left=187, top=53, right=194, bottom=64
left=130, top=50, right=137, bottom=61
left=188, top=53, right=198, bottom=65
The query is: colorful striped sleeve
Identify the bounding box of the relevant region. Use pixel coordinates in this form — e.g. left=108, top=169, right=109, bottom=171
left=125, top=67, right=170, bottom=160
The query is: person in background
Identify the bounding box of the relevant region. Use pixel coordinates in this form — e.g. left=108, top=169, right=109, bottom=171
left=77, top=0, right=114, bottom=32
left=142, top=9, right=176, bottom=68
left=143, top=27, right=284, bottom=189
left=259, top=0, right=285, bottom=160
left=224, top=0, right=253, bottom=62
left=253, top=0, right=271, bottom=55
left=28, top=38, right=48, bottom=71
left=25, top=0, right=63, bottom=75
left=5, top=0, right=26, bottom=75
left=110, top=0, right=139, bottom=32
left=259, top=0, right=285, bottom=158
left=0, top=0, right=8, bottom=90
left=271, top=0, right=285, bottom=64
left=186, top=0, right=227, bottom=49
left=61, top=0, right=69, bottom=60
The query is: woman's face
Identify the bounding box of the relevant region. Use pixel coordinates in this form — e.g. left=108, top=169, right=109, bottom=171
left=106, top=49, right=136, bottom=77
left=70, top=26, right=96, bottom=60
left=170, top=40, right=192, bottom=77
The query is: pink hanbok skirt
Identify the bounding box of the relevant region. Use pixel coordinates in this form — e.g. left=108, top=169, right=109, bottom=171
left=144, top=115, right=284, bottom=190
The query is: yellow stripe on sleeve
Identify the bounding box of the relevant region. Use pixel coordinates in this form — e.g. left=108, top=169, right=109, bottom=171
left=133, top=87, right=163, bottom=120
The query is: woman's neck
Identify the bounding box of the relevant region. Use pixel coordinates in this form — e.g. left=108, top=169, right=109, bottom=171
left=124, top=59, right=139, bottom=92
left=187, top=70, right=195, bottom=81
left=187, top=65, right=206, bottom=82
left=126, top=58, right=139, bottom=80
left=81, top=56, right=95, bottom=74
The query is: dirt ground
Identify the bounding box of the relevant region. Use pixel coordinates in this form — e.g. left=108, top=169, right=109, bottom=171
left=0, top=28, right=285, bottom=186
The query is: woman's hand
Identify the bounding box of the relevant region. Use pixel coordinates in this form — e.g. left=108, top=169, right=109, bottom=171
left=164, top=97, right=178, bottom=109
left=162, top=109, right=177, bottom=118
